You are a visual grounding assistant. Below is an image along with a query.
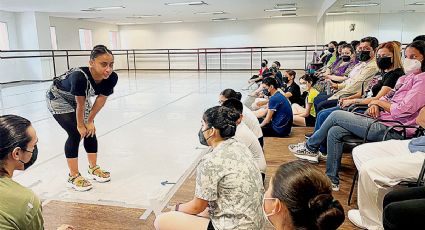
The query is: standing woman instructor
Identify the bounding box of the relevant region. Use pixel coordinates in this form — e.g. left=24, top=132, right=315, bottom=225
left=46, top=45, right=118, bottom=191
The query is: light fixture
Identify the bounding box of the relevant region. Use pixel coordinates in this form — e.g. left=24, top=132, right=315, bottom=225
left=270, top=13, right=297, bottom=18
left=81, top=6, right=125, bottom=11
left=126, top=15, right=161, bottom=18
left=194, top=11, right=225, bottom=15
left=161, top=20, right=184, bottom=23
left=326, top=11, right=358, bottom=15
left=117, top=22, right=137, bottom=25
left=211, top=17, right=237, bottom=21
left=78, top=17, right=104, bottom=20
left=343, top=3, right=379, bottom=7
left=264, top=7, right=297, bottom=12
left=165, top=1, right=207, bottom=6
left=276, top=3, right=296, bottom=7
left=409, top=2, right=425, bottom=5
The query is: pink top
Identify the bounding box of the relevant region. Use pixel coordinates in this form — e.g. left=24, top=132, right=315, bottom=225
left=379, top=72, right=425, bottom=137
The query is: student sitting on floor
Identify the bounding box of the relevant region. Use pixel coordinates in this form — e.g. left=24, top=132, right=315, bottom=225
left=282, top=70, right=301, bottom=105
left=218, top=88, right=264, bottom=147
left=0, top=115, right=73, bottom=230
left=291, top=74, right=319, bottom=127
left=264, top=160, right=345, bottom=230
left=154, top=106, right=264, bottom=230
left=259, top=77, right=293, bottom=137
left=222, top=98, right=267, bottom=182
left=243, top=59, right=269, bottom=90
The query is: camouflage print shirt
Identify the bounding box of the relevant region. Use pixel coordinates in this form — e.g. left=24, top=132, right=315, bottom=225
left=195, top=138, right=265, bottom=230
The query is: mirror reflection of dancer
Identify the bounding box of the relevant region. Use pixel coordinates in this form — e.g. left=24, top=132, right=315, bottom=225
left=46, top=45, right=118, bottom=191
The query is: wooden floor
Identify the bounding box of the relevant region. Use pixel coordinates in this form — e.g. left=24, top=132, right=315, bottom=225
left=43, top=127, right=359, bottom=230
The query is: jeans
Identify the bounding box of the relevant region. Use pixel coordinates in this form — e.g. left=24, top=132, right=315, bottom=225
left=314, top=106, right=341, bottom=153
left=306, top=110, right=402, bottom=185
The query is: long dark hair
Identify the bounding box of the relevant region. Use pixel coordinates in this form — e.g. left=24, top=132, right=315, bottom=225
left=90, top=45, right=113, bottom=60
left=0, top=115, right=32, bottom=176
left=202, top=106, right=237, bottom=139
left=272, top=161, right=345, bottom=230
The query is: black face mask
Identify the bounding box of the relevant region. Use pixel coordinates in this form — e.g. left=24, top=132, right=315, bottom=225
left=282, top=77, right=289, bottom=84
left=19, top=145, right=38, bottom=170
left=341, top=55, right=351, bottom=62
left=328, top=47, right=335, bottom=53
left=377, top=56, right=393, bottom=70
left=262, top=88, right=271, bottom=96
left=261, top=63, right=266, bottom=68
left=357, top=51, right=371, bottom=62
left=198, top=128, right=211, bottom=146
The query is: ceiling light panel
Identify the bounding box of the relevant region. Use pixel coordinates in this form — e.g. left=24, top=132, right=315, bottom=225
left=343, top=3, right=380, bottom=7
left=264, top=7, right=297, bottom=12
left=165, top=1, right=207, bottom=6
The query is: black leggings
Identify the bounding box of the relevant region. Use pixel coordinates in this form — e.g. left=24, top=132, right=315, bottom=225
left=383, top=186, right=425, bottom=230
left=53, top=112, right=98, bottom=158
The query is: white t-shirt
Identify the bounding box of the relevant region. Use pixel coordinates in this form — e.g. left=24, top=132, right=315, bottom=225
left=242, top=104, right=263, bottom=138
left=235, top=122, right=267, bottom=173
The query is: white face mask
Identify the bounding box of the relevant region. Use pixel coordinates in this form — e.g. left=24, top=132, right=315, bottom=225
left=300, top=84, right=308, bottom=92
left=403, top=58, right=422, bottom=75
left=263, top=197, right=280, bottom=229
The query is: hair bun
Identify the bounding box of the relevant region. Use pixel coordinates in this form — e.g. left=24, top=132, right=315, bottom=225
left=309, top=194, right=345, bottom=230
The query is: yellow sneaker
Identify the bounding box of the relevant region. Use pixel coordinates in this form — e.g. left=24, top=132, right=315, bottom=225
left=67, top=173, right=93, bottom=192
left=87, top=165, right=111, bottom=183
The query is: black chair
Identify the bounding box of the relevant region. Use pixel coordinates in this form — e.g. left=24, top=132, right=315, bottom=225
left=345, top=122, right=424, bottom=205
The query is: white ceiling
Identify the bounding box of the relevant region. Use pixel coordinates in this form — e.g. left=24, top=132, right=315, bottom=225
left=329, top=0, right=425, bottom=14
left=0, top=0, right=325, bottom=24
left=0, top=0, right=423, bottom=25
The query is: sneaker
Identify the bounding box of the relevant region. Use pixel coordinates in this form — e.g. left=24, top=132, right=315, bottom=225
left=304, top=133, right=313, bottom=139
left=332, top=183, right=340, bottom=191
left=319, top=151, right=327, bottom=160
left=87, top=165, right=111, bottom=183
left=289, top=142, right=319, bottom=163
left=288, top=142, right=307, bottom=153
left=348, top=210, right=367, bottom=229
left=67, top=173, right=93, bottom=192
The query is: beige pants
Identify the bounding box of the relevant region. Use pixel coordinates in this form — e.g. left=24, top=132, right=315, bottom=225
left=352, top=140, right=425, bottom=230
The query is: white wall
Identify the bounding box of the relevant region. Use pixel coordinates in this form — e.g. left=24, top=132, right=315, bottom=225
left=49, top=17, right=125, bottom=75
left=324, top=12, right=425, bottom=44
left=119, top=17, right=321, bottom=69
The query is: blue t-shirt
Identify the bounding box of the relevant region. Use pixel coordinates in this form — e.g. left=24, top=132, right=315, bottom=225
left=268, top=91, right=293, bottom=136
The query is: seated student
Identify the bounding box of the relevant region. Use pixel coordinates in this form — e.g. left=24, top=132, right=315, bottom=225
left=347, top=106, right=425, bottom=229
left=289, top=40, right=425, bottom=191
left=382, top=186, right=425, bottom=230
left=292, top=75, right=319, bottom=127
left=154, top=106, right=264, bottom=230
left=322, top=41, right=338, bottom=66
left=259, top=77, right=293, bottom=137
left=264, top=160, right=345, bottom=230
left=222, top=99, right=267, bottom=182
left=218, top=89, right=264, bottom=147
left=340, top=41, right=404, bottom=108
left=272, top=61, right=283, bottom=85
left=324, top=44, right=358, bottom=83
left=244, top=59, right=269, bottom=90
left=282, top=70, right=301, bottom=104
left=313, top=36, right=380, bottom=113
left=0, top=115, right=73, bottom=230
left=307, top=41, right=405, bottom=154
